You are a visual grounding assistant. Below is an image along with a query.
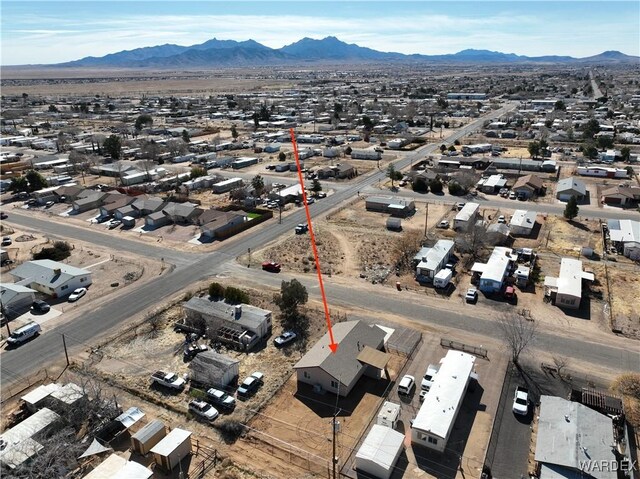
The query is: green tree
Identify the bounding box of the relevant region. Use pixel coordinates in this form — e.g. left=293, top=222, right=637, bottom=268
left=563, top=195, right=579, bottom=221
left=190, top=166, right=206, bottom=179
left=429, top=178, right=443, bottom=194
left=224, top=286, right=249, bottom=304
left=596, top=136, right=614, bottom=150
left=181, top=129, right=190, bottom=143
left=33, top=241, right=72, bottom=261
left=311, top=179, right=322, bottom=194
left=48, top=104, right=58, bottom=113
left=412, top=175, right=429, bottom=193
left=528, top=141, right=541, bottom=159
left=208, top=282, right=225, bottom=299
left=259, top=104, right=270, bottom=121
left=274, top=279, right=308, bottom=332
left=583, top=144, right=599, bottom=159
left=448, top=145, right=456, bottom=152
left=134, top=114, right=153, bottom=131
left=386, top=164, right=402, bottom=187
left=554, top=100, right=566, bottom=111
left=103, top=135, right=122, bottom=160
left=582, top=118, right=600, bottom=139
left=251, top=175, right=265, bottom=195
left=344, top=146, right=352, bottom=155
left=278, top=151, right=286, bottom=161
left=448, top=181, right=465, bottom=195
left=439, top=144, right=447, bottom=153
left=231, top=124, right=238, bottom=140
left=620, top=146, right=631, bottom=162
left=252, top=112, right=260, bottom=131
left=9, top=176, right=29, bottom=193
left=25, top=170, right=48, bottom=191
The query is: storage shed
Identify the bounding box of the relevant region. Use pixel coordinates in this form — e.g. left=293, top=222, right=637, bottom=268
left=188, top=350, right=240, bottom=388
left=131, top=420, right=166, bottom=455
left=83, top=453, right=152, bottom=479
left=150, top=428, right=192, bottom=471
left=355, top=425, right=405, bottom=479
left=386, top=217, right=402, bottom=231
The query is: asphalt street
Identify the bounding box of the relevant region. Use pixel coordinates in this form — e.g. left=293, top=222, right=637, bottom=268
left=4, top=102, right=638, bottom=386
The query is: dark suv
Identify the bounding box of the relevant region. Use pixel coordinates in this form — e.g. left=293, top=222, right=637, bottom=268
left=32, top=300, right=50, bottom=314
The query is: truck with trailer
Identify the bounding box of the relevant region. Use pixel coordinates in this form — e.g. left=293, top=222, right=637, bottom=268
left=151, top=371, right=186, bottom=390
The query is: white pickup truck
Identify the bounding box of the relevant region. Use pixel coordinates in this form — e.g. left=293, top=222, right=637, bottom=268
left=151, top=371, right=186, bottom=390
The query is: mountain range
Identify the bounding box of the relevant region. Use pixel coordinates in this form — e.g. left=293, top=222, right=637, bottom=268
left=53, top=36, right=638, bottom=68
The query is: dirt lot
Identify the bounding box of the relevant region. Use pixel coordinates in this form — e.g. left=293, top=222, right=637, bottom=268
left=543, top=215, right=603, bottom=256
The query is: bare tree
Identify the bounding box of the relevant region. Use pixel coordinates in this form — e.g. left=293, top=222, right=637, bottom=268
left=497, top=312, right=537, bottom=366
left=393, top=230, right=423, bottom=272
left=166, top=138, right=188, bottom=157
left=455, top=223, right=491, bottom=260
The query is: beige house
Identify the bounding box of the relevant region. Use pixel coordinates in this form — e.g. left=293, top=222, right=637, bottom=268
left=294, top=321, right=388, bottom=397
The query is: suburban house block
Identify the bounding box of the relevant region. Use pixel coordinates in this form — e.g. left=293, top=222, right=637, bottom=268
left=414, top=240, right=455, bottom=282
left=544, top=258, right=594, bottom=309
left=535, top=396, right=618, bottom=479
left=0, top=283, right=37, bottom=318
left=600, top=185, right=640, bottom=206
left=454, top=202, right=480, bottom=231
left=509, top=210, right=537, bottom=236
left=512, top=174, right=545, bottom=199
left=556, top=177, right=587, bottom=202
left=471, top=247, right=517, bottom=294
left=183, top=297, right=272, bottom=351
left=161, top=202, right=203, bottom=224
left=411, top=351, right=477, bottom=452
left=294, top=320, right=389, bottom=397
left=198, top=209, right=247, bottom=239
left=131, top=197, right=166, bottom=217
left=607, top=219, right=640, bottom=259
left=365, top=196, right=415, bottom=217
left=72, top=192, right=109, bottom=213
left=53, top=185, right=85, bottom=202
left=10, top=260, right=92, bottom=298
left=98, top=195, right=136, bottom=217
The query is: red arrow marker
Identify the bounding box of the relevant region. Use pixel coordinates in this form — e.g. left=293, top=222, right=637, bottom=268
left=290, top=128, right=338, bottom=353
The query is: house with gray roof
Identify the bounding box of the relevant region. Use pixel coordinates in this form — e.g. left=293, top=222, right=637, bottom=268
left=0, top=283, right=37, bottom=318
left=72, top=192, right=109, bottom=213
left=535, top=396, right=618, bottom=479
left=131, top=197, right=166, bottom=217
left=10, top=259, right=92, bottom=298
left=99, top=195, right=136, bottom=217
left=183, top=297, right=272, bottom=351
left=294, top=320, right=388, bottom=397
left=365, top=196, right=415, bottom=218
left=556, top=177, right=587, bottom=202
left=198, top=210, right=246, bottom=239
left=161, top=202, right=203, bottom=224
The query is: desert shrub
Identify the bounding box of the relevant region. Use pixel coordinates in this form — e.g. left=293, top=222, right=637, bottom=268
left=33, top=241, right=71, bottom=261
left=215, top=420, right=247, bottom=444
left=208, top=282, right=226, bottom=299
left=224, top=286, right=249, bottom=304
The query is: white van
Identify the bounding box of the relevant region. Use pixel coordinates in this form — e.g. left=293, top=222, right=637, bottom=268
left=7, top=322, right=41, bottom=346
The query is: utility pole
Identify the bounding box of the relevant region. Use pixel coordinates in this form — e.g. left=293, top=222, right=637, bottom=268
left=62, top=334, right=70, bottom=366
left=424, top=202, right=429, bottom=237
left=1, top=301, right=10, bottom=336
left=332, top=410, right=340, bottom=479
left=278, top=204, right=282, bottom=224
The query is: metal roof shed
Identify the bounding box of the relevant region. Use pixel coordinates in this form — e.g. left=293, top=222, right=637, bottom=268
left=355, top=424, right=405, bottom=479
left=82, top=453, right=152, bottom=479
left=131, top=420, right=166, bottom=455
left=150, top=428, right=192, bottom=471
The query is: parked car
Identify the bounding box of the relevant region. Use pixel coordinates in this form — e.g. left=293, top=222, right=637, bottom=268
left=421, top=364, right=440, bottom=391
left=188, top=399, right=219, bottom=422
left=25, top=199, right=37, bottom=206
left=151, top=370, right=186, bottom=390
left=306, top=197, right=315, bottom=205
left=465, top=288, right=478, bottom=303
left=1, top=259, right=15, bottom=267
left=512, top=387, right=529, bottom=415
left=261, top=261, right=281, bottom=273
left=31, top=300, right=50, bottom=314
left=6, top=322, right=41, bottom=346
left=497, top=215, right=506, bottom=224
left=274, top=331, right=297, bottom=347
left=1, top=236, right=12, bottom=246
left=206, top=388, right=236, bottom=409
left=397, top=375, right=415, bottom=396
left=45, top=201, right=55, bottom=208
left=457, top=202, right=466, bottom=210
left=509, top=192, right=517, bottom=200
left=107, top=220, right=122, bottom=229
left=517, top=193, right=527, bottom=201
left=237, top=372, right=264, bottom=399
left=0, top=212, right=7, bottom=220
left=437, top=220, right=450, bottom=229
left=68, top=287, right=87, bottom=302
left=316, top=192, right=327, bottom=198
left=419, top=389, right=428, bottom=402
left=294, top=224, right=308, bottom=234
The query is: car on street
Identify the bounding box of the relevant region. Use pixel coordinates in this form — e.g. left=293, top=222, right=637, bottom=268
left=206, top=387, right=236, bottom=409
left=261, top=261, right=281, bottom=273
left=237, top=372, right=264, bottom=399
left=188, top=399, right=219, bottom=422
left=25, top=199, right=37, bottom=206
left=465, top=288, right=478, bottom=303
left=0, top=212, right=7, bottom=220
left=306, top=197, right=315, bottom=204
left=509, top=192, right=517, bottom=200
left=107, top=220, right=122, bottom=229
left=437, top=220, right=449, bottom=229
left=513, top=387, right=529, bottom=416
left=1, top=236, right=12, bottom=246
left=316, top=192, right=327, bottom=198
left=68, top=287, right=87, bottom=302
left=295, top=224, right=308, bottom=234
left=31, top=300, right=50, bottom=314
left=421, top=364, right=440, bottom=391
left=274, top=331, right=297, bottom=347
left=397, top=375, right=415, bottom=396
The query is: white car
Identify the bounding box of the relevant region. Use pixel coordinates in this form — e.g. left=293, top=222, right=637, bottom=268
left=437, top=220, right=450, bottom=229
left=107, top=219, right=122, bottom=229
left=513, top=387, right=529, bottom=416
left=497, top=215, right=506, bottom=224
left=465, top=288, right=478, bottom=303
left=421, top=364, right=440, bottom=391
left=68, top=287, right=87, bottom=302
left=397, top=375, right=415, bottom=396
left=274, top=331, right=297, bottom=347
left=188, top=400, right=219, bottom=421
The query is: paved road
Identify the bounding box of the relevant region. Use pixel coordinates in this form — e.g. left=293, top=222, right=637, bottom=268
left=590, top=70, right=604, bottom=99
left=6, top=101, right=637, bottom=386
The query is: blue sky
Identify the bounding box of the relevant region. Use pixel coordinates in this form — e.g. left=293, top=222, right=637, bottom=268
left=2, top=1, right=639, bottom=65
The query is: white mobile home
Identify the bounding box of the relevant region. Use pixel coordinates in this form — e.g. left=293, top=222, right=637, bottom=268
left=471, top=247, right=517, bottom=294
left=509, top=210, right=537, bottom=236
left=543, top=258, right=594, bottom=310
left=454, top=202, right=479, bottom=231
left=415, top=240, right=455, bottom=282
left=411, top=351, right=476, bottom=452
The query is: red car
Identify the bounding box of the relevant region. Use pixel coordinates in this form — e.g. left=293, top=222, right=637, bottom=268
left=261, top=261, right=281, bottom=273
